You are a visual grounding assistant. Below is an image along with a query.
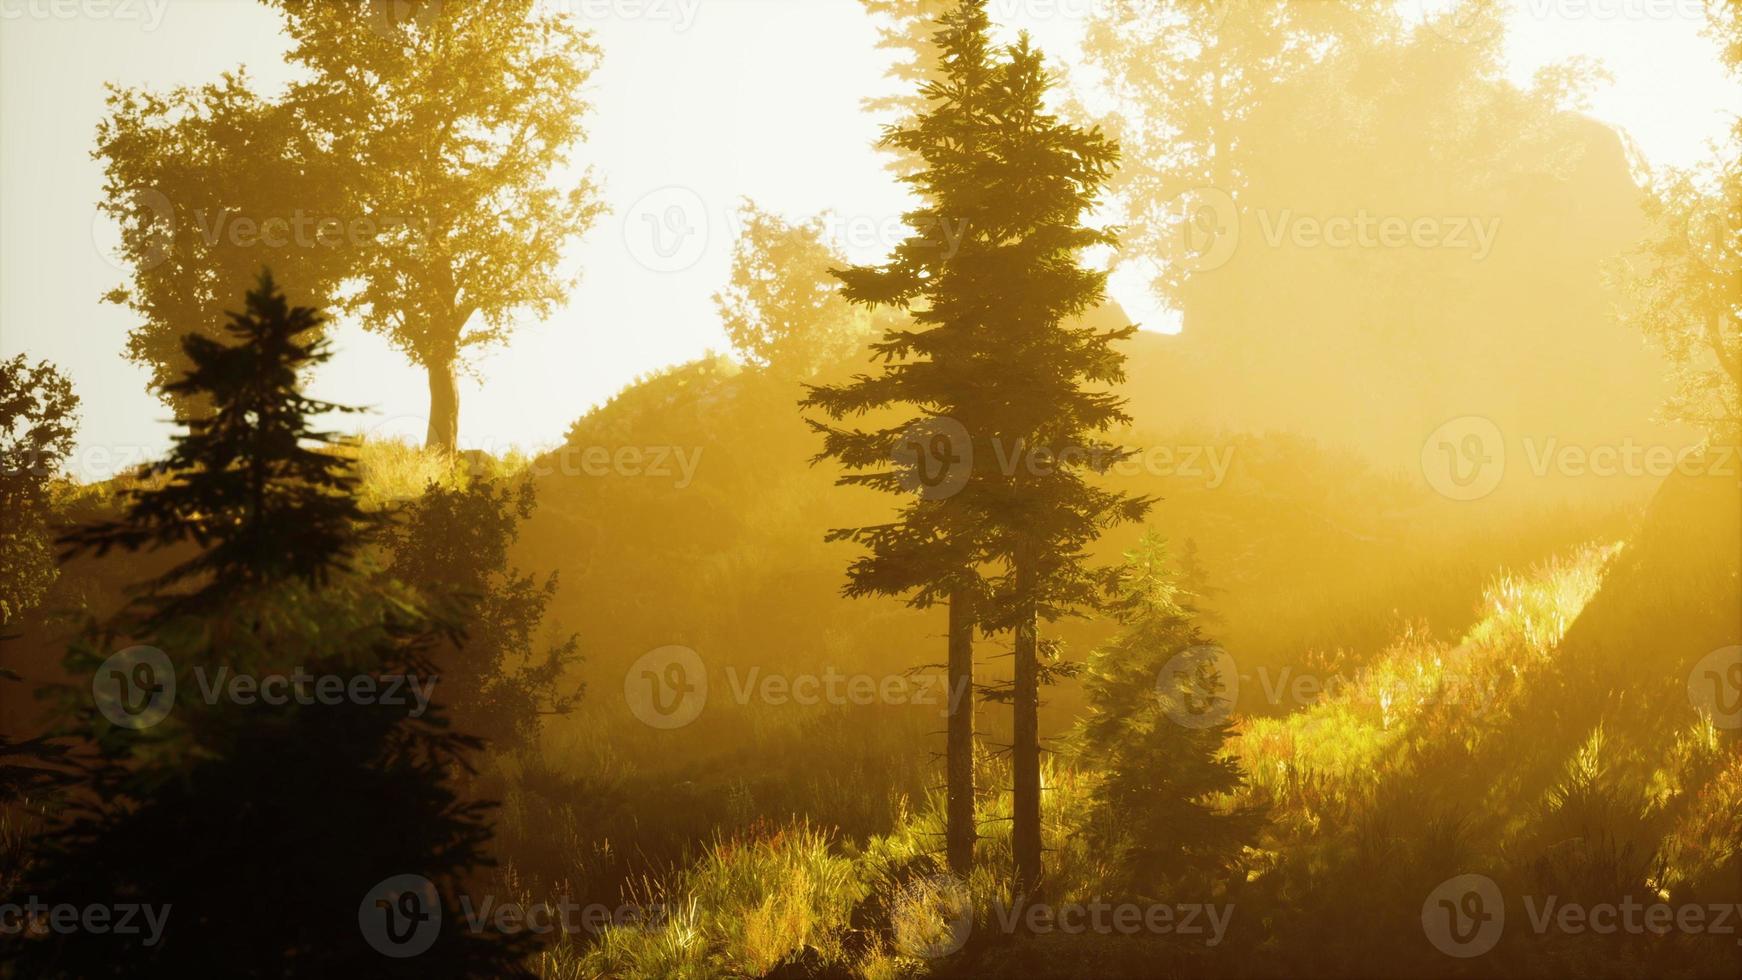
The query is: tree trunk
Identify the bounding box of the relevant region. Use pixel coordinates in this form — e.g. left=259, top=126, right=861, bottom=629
left=946, top=588, right=976, bottom=875
left=1011, top=544, right=1042, bottom=898
left=425, top=357, right=459, bottom=453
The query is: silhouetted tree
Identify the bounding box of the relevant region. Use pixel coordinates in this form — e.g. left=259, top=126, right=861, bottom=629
left=94, top=76, right=351, bottom=414
left=387, top=476, right=582, bottom=749
left=1619, top=4, right=1741, bottom=439
left=98, top=1, right=603, bottom=448
left=715, top=202, right=884, bottom=378
left=811, top=1, right=1149, bottom=891
left=274, top=0, right=604, bottom=450
left=1070, top=533, right=1264, bottom=896
left=1080, top=0, right=1394, bottom=313
left=0, top=356, right=79, bottom=627
left=858, top=0, right=953, bottom=175
left=803, top=1, right=1005, bottom=878
left=60, top=271, right=371, bottom=616
left=18, top=274, right=532, bottom=978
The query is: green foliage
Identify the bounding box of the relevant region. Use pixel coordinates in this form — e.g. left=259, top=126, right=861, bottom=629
left=1069, top=533, right=1265, bottom=896
left=93, top=74, right=351, bottom=409
left=13, top=275, right=529, bottom=978
left=715, top=201, right=881, bottom=377
left=60, top=273, right=371, bottom=617
left=387, top=476, right=582, bottom=749
left=98, top=0, right=604, bottom=445
left=0, top=355, right=79, bottom=627
left=272, top=0, right=604, bottom=448
left=566, top=822, right=864, bottom=979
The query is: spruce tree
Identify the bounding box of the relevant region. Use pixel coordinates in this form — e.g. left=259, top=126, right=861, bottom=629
left=802, top=0, right=1001, bottom=878
left=59, top=270, right=371, bottom=614
left=15, top=273, right=531, bottom=978
left=1070, top=533, right=1265, bottom=897
left=810, top=1, right=1148, bottom=892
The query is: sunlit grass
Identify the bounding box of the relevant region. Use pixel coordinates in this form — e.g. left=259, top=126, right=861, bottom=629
left=1232, top=542, right=1618, bottom=826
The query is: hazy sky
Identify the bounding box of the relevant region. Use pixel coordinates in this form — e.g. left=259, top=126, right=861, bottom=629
left=2, top=0, right=1737, bottom=479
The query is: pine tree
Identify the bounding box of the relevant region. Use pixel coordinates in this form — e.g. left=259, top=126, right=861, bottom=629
left=802, top=0, right=1001, bottom=878
left=59, top=270, right=371, bottom=616
left=810, top=1, right=1149, bottom=893
left=1070, top=533, right=1265, bottom=897
left=16, top=273, right=532, bottom=978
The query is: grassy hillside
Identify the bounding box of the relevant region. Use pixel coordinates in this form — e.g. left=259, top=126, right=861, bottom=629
left=524, top=457, right=1737, bottom=979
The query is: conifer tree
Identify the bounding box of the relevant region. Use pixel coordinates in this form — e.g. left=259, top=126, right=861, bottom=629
left=16, top=273, right=531, bottom=978
left=810, top=0, right=1148, bottom=891
left=803, top=1, right=1000, bottom=878
left=1070, top=533, right=1265, bottom=896
left=60, top=270, right=370, bottom=615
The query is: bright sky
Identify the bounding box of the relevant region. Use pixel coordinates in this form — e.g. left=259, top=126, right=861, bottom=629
left=2, top=0, right=1737, bottom=479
